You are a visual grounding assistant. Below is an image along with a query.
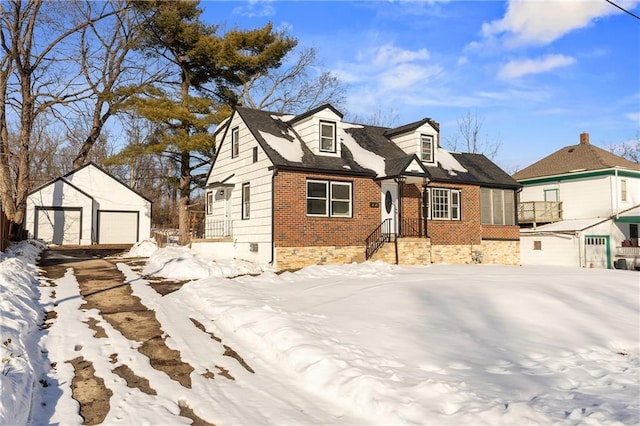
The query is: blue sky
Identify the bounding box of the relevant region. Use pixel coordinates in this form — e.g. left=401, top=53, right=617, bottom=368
left=201, top=1, right=640, bottom=172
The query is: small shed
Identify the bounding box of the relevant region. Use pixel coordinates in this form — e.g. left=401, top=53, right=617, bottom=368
left=26, top=162, right=152, bottom=245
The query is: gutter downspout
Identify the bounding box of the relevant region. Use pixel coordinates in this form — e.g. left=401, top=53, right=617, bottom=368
left=613, top=166, right=620, bottom=219
left=271, top=167, right=277, bottom=266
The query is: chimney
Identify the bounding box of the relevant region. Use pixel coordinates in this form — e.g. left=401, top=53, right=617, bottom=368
left=580, top=132, right=589, bottom=145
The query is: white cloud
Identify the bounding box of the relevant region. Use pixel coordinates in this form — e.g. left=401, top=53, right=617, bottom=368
left=379, top=63, right=443, bottom=90
left=625, top=111, right=640, bottom=124
left=482, top=0, right=638, bottom=47
left=498, top=54, right=576, bottom=79
left=373, top=44, right=430, bottom=66
left=333, top=43, right=438, bottom=91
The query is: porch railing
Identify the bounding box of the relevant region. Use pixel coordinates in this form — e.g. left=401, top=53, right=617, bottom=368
left=190, top=210, right=232, bottom=239
left=518, top=201, right=563, bottom=224
left=616, top=246, right=640, bottom=257
left=399, top=218, right=426, bottom=238
left=365, top=219, right=392, bottom=260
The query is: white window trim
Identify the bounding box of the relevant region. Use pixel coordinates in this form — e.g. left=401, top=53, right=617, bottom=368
left=421, top=134, right=434, bottom=163
left=621, top=179, right=627, bottom=202
left=306, top=179, right=352, bottom=217
left=241, top=183, right=250, bottom=219
left=424, top=187, right=461, bottom=221
left=231, top=127, right=240, bottom=158
left=544, top=188, right=558, bottom=202
left=206, top=191, right=213, bottom=215
left=319, top=121, right=336, bottom=153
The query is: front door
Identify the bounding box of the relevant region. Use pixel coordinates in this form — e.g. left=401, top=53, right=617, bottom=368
left=381, top=182, right=398, bottom=235
left=224, top=189, right=232, bottom=236
left=585, top=235, right=610, bottom=269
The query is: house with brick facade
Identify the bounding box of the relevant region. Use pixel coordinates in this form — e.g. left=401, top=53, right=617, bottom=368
left=192, top=104, right=521, bottom=270
left=515, top=132, right=640, bottom=270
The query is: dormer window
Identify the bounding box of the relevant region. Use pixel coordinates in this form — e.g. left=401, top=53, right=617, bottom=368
left=421, top=134, right=434, bottom=163
left=320, top=121, right=336, bottom=153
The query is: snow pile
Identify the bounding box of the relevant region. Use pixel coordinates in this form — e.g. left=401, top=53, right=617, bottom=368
left=0, top=240, right=45, bottom=426
left=123, top=238, right=159, bottom=258
left=144, top=245, right=267, bottom=280
left=179, top=263, right=639, bottom=425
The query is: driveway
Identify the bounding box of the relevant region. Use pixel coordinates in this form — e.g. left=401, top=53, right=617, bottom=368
left=38, top=246, right=218, bottom=425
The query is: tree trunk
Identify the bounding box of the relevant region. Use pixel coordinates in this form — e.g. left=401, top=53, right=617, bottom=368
left=72, top=108, right=111, bottom=169
left=178, top=151, right=191, bottom=245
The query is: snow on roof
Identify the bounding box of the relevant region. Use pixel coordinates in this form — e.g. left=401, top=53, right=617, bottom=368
left=434, top=148, right=467, bottom=174
left=341, top=126, right=386, bottom=177
left=618, top=205, right=640, bottom=218
left=521, top=218, right=607, bottom=233
left=259, top=130, right=304, bottom=162
left=271, top=114, right=295, bottom=122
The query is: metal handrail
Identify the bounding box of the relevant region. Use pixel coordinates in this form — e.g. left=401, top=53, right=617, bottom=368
left=365, top=219, right=393, bottom=260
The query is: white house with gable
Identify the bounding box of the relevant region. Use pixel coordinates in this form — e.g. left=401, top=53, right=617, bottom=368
left=26, top=162, right=152, bottom=245
left=515, top=132, right=640, bottom=270
left=193, top=104, right=521, bottom=270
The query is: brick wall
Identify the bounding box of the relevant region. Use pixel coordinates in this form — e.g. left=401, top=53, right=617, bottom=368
left=273, top=170, right=380, bottom=247
left=272, top=172, right=520, bottom=269
left=481, top=224, right=520, bottom=240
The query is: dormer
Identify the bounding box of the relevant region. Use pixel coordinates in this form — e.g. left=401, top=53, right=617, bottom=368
left=384, top=118, right=440, bottom=166
left=289, top=104, right=344, bottom=157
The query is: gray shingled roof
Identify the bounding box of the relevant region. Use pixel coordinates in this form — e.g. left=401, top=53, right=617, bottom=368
left=384, top=117, right=439, bottom=137
left=218, top=105, right=519, bottom=189
left=513, top=142, right=640, bottom=180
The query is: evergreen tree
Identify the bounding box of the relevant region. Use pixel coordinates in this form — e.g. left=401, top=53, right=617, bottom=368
left=119, top=1, right=296, bottom=244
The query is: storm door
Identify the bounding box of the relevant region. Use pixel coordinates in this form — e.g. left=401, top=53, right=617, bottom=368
left=381, top=182, right=398, bottom=235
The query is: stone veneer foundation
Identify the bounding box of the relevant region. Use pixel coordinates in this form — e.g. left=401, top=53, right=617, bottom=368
left=275, top=239, right=520, bottom=270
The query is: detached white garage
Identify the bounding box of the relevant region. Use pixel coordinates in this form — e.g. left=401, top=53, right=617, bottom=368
left=26, top=162, right=152, bottom=245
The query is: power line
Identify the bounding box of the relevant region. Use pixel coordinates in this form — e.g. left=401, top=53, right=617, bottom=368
left=605, top=0, right=640, bottom=20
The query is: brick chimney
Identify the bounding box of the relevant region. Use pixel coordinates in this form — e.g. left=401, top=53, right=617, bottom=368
left=580, top=132, right=589, bottom=145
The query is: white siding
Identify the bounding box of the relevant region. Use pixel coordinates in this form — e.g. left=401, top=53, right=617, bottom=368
left=26, top=165, right=151, bottom=245
left=65, top=165, right=152, bottom=241
left=520, top=219, right=626, bottom=268
left=290, top=108, right=343, bottom=157
left=205, top=112, right=274, bottom=264
left=520, top=233, right=581, bottom=267
left=519, top=171, right=640, bottom=220
left=26, top=180, right=94, bottom=245
left=388, top=122, right=438, bottom=165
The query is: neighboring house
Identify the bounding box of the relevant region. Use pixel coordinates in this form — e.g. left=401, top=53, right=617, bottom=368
left=26, top=162, right=152, bottom=245
left=193, top=104, right=520, bottom=270
left=514, top=132, right=640, bottom=269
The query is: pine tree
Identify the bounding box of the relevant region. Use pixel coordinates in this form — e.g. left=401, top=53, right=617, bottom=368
left=120, top=1, right=296, bottom=244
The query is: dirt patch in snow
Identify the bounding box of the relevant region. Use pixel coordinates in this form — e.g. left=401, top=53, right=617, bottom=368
left=67, top=356, right=112, bottom=425
left=38, top=248, right=197, bottom=421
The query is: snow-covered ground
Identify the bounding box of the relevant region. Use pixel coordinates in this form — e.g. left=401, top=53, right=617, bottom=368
left=1, top=240, right=639, bottom=425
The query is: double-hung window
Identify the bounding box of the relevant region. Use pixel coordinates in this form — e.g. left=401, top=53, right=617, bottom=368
left=428, top=188, right=460, bottom=220
left=421, top=134, right=434, bottom=163
left=320, top=121, right=336, bottom=153
left=621, top=179, right=627, bottom=202
left=481, top=188, right=515, bottom=225
left=242, top=183, right=250, bottom=219
left=307, top=180, right=352, bottom=217
left=231, top=127, right=239, bottom=158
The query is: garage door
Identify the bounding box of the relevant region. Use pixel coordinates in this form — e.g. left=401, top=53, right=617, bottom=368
left=98, top=211, right=139, bottom=244
left=585, top=235, right=610, bottom=269
left=36, top=208, right=81, bottom=245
